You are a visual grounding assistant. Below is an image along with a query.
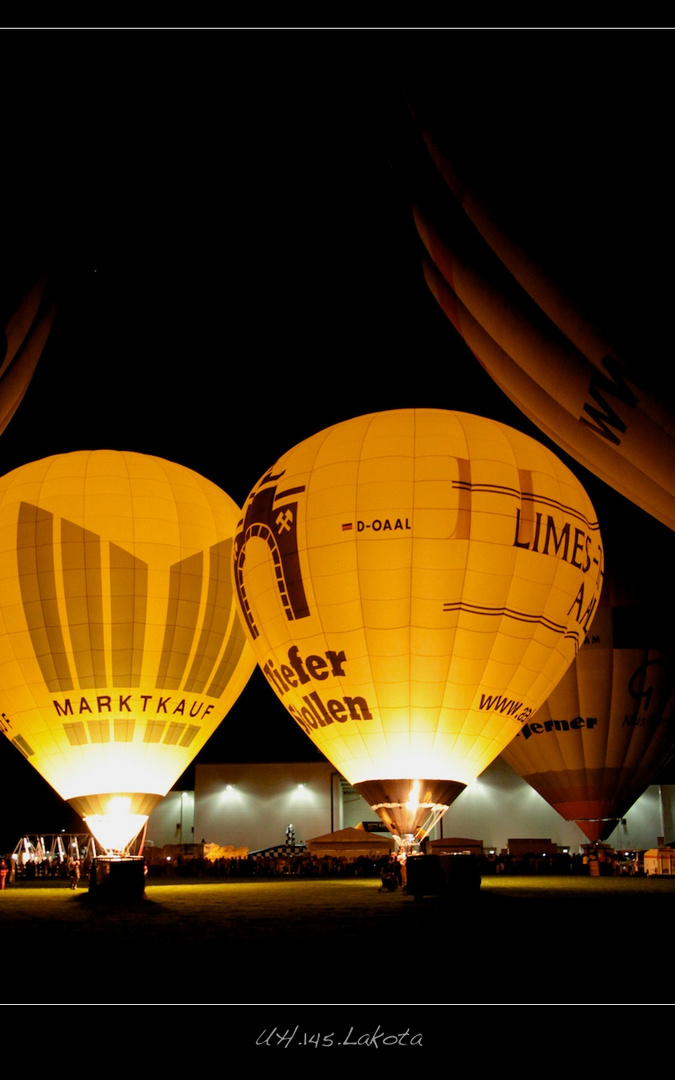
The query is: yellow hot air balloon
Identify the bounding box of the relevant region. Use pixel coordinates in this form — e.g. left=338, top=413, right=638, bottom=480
left=502, top=560, right=675, bottom=843
left=0, top=450, right=256, bottom=855
left=233, top=409, right=604, bottom=848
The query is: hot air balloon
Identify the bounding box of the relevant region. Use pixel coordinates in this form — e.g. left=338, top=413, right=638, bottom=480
left=0, top=276, right=56, bottom=439
left=501, top=557, right=675, bottom=843
left=233, top=408, right=604, bottom=849
left=406, top=113, right=675, bottom=533
left=0, top=450, right=256, bottom=859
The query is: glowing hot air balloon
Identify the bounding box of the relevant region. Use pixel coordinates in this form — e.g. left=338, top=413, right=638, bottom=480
left=233, top=409, right=604, bottom=848
left=0, top=451, right=256, bottom=854
left=501, top=559, right=675, bottom=843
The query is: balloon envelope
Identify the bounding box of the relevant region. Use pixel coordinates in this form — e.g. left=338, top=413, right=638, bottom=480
left=0, top=276, right=56, bottom=438
left=408, top=116, right=675, bottom=532
left=0, top=450, right=256, bottom=852
left=502, top=561, right=675, bottom=842
left=233, top=408, right=604, bottom=843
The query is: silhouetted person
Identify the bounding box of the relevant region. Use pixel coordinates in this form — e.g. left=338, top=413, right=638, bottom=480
left=68, top=859, right=80, bottom=890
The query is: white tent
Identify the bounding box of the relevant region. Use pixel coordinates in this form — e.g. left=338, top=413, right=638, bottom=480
left=306, top=826, right=395, bottom=860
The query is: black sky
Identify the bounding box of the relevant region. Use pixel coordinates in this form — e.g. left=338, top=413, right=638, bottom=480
left=1, top=27, right=673, bottom=847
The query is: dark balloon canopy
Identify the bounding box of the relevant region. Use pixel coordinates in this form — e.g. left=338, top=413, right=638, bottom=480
left=0, top=276, right=56, bottom=440
left=402, top=87, right=675, bottom=534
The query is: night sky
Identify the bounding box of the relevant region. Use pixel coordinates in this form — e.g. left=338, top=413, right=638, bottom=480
left=1, top=28, right=673, bottom=848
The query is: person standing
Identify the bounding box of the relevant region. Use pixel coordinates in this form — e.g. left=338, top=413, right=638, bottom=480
left=68, top=859, right=80, bottom=890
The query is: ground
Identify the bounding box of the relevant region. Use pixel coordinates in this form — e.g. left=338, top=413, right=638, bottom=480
left=1, top=874, right=671, bottom=1017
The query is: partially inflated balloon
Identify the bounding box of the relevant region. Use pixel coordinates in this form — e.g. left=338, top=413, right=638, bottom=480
left=502, top=562, right=675, bottom=842
left=0, top=276, right=56, bottom=437
left=409, top=120, right=675, bottom=532
left=233, top=409, right=604, bottom=844
left=0, top=451, right=256, bottom=852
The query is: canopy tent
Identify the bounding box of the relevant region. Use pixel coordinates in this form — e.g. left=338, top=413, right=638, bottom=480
left=306, top=826, right=395, bottom=860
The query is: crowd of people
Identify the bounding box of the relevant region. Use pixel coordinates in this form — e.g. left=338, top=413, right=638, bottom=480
left=4, top=854, right=88, bottom=886
left=147, top=851, right=391, bottom=879
left=2, top=840, right=641, bottom=886
left=145, top=847, right=618, bottom=880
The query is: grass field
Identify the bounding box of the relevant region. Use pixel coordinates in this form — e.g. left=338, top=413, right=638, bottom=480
left=2, top=874, right=672, bottom=1008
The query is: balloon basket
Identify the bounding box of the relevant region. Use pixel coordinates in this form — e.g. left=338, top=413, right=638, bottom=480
left=88, top=855, right=146, bottom=902
left=406, top=853, right=481, bottom=902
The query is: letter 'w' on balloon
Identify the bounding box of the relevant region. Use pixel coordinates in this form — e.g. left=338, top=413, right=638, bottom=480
left=0, top=451, right=256, bottom=855
left=233, top=409, right=604, bottom=850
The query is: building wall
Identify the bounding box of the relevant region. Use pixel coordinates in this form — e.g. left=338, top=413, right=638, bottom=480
left=438, top=756, right=675, bottom=852
left=146, top=790, right=195, bottom=850
left=192, top=762, right=340, bottom=852
left=145, top=756, right=675, bottom=854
